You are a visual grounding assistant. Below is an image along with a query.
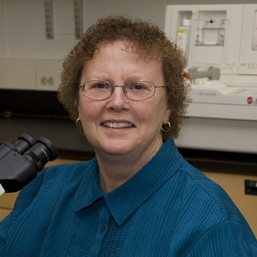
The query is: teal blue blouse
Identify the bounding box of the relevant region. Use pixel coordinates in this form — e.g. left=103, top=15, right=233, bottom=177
left=0, top=139, right=256, bottom=256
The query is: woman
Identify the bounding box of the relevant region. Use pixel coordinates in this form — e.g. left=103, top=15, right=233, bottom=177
left=0, top=15, right=256, bottom=256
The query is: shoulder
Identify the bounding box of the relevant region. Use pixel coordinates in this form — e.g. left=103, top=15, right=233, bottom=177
left=162, top=161, right=257, bottom=255
left=176, top=161, right=244, bottom=222
left=22, top=161, right=90, bottom=193
left=0, top=160, right=94, bottom=254
left=40, top=161, right=90, bottom=187
left=186, top=220, right=257, bottom=256
left=10, top=160, right=94, bottom=221
left=178, top=161, right=256, bottom=233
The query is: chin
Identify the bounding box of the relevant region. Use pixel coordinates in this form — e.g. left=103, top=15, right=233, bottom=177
left=96, top=140, right=134, bottom=157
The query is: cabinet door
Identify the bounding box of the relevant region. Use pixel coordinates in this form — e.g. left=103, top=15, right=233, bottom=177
left=203, top=171, right=257, bottom=237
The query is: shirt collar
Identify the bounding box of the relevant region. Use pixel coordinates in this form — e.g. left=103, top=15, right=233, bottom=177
left=73, top=158, right=105, bottom=212
left=73, top=139, right=183, bottom=226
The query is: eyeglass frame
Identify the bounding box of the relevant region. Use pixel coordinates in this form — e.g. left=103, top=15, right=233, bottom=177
left=78, top=80, right=167, bottom=101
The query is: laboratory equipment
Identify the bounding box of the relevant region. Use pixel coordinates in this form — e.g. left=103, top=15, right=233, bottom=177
left=0, top=134, right=58, bottom=194
left=165, top=4, right=257, bottom=153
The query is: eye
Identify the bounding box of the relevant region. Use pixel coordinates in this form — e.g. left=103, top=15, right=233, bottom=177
left=129, top=83, right=146, bottom=90
left=90, top=81, right=110, bottom=90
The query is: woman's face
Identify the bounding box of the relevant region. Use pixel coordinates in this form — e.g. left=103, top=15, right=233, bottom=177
left=78, top=40, right=171, bottom=160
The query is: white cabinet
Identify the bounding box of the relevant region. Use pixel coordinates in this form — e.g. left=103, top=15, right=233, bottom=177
left=6, top=0, right=79, bottom=60
left=0, top=0, right=165, bottom=90
left=36, top=59, right=62, bottom=91
left=7, top=0, right=45, bottom=35
left=0, top=0, right=79, bottom=90
left=0, top=59, right=36, bottom=89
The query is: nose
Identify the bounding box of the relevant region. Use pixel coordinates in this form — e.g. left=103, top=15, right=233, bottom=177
left=107, top=85, right=128, bottom=111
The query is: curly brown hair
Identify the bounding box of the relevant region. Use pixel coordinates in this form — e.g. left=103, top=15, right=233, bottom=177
left=58, top=15, right=190, bottom=139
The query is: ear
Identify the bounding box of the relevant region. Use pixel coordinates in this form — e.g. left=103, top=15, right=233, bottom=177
left=163, top=106, right=172, bottom=124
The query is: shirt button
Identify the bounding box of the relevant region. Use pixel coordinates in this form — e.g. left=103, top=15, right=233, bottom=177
left=100, top=225, right=105, bottom=232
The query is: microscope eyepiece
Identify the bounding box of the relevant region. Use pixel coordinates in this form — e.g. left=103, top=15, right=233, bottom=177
left=14, top=133, right=35, bottom=154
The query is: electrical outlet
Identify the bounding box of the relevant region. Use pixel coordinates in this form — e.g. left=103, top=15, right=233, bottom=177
left=36, top=60, right=62, bottom=91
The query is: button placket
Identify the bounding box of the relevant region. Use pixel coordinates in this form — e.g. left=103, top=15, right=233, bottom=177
left=89, top=201, right=110, bottom=256
left=100, top=225, right=106, bottom=233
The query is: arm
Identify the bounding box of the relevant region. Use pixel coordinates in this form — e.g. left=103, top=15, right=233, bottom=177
left=186, top=221, right=257, bottom=257
left=0, top=169, right=46, bottom=256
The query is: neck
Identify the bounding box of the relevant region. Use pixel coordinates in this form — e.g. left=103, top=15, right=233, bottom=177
left=98, top=158, right=138, bottom=193
left=95, top=139, right=163, bottom=193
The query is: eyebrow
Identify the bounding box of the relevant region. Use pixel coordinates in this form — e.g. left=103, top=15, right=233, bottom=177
left=97, top=76, right=147, bottom=84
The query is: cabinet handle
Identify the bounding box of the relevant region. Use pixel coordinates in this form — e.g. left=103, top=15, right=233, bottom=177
left=245, top=180, right=257, bottom=195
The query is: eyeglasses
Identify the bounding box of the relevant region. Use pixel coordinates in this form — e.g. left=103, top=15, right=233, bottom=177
left=78, top=80, right=167, bottom=101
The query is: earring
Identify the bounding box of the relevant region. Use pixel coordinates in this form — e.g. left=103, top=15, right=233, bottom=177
left=161, top=121, right=171, bottom=133
left=76, top=117, right=81, bottom=126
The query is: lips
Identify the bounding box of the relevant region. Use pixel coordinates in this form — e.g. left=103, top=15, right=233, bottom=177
left=102, top=121, right=134, bottom=128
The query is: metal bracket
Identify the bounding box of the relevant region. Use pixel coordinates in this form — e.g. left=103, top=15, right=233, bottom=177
left=74, top=0, right=83, bottom=39
left=44, top=0, right=54, bottom=39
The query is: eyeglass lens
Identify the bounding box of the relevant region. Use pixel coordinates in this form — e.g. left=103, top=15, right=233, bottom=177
left=82, top=80, right=156, bottom=101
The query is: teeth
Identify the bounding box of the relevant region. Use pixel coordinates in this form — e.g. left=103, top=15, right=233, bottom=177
left=103, top=122, right=133, bottom=128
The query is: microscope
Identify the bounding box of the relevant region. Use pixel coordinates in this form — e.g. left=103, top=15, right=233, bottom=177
left=0, top=134, right=58, bottom=195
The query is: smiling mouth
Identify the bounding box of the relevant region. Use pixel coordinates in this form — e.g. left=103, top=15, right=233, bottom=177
left=102, top=122, right=134, bottom=128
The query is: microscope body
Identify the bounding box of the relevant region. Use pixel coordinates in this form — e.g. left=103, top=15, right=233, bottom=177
left=0, top=134, right=58, bottom=193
